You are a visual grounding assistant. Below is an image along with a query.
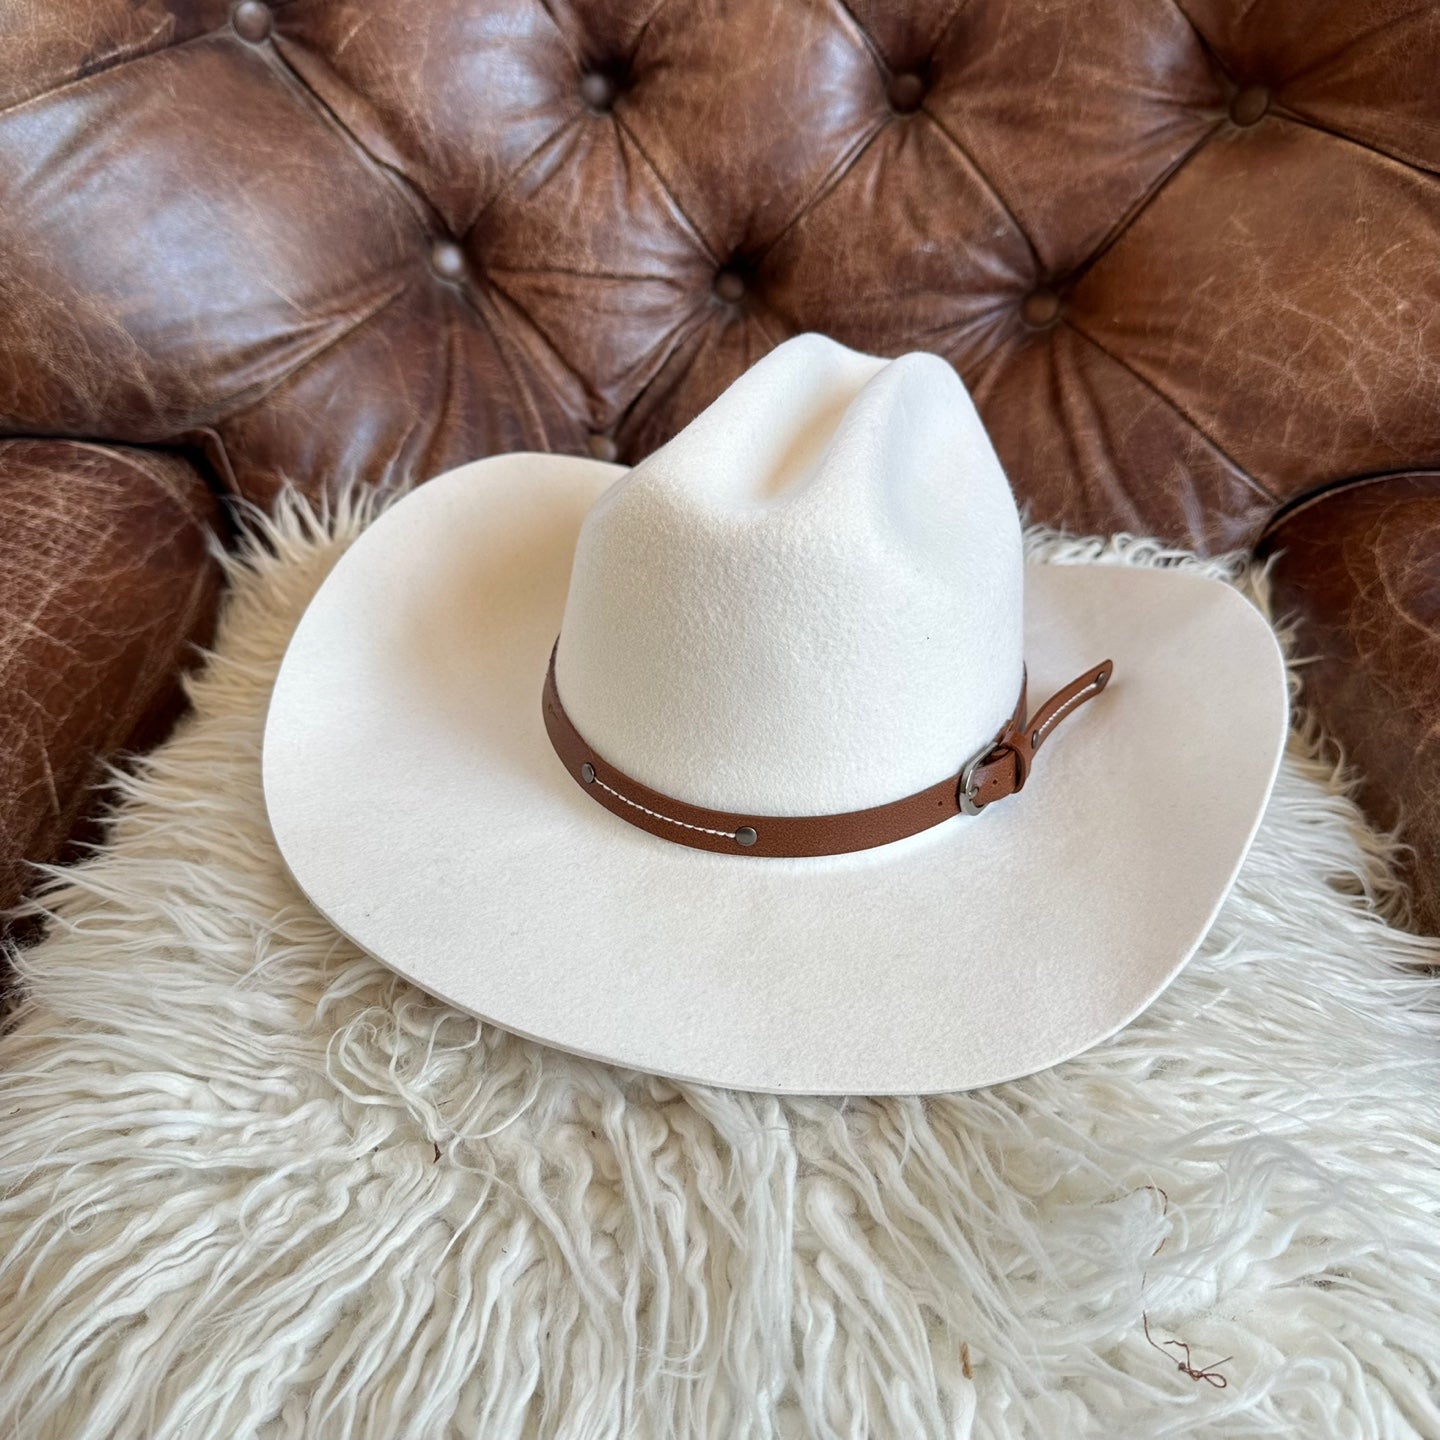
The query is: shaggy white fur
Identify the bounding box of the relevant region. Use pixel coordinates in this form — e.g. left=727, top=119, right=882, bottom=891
left=1, top=494, right=1437, bottom=1440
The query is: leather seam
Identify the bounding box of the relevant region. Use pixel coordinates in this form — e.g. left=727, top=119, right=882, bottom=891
left=532, top=0, right=586, bottom=73
left=0, top=23, right=251, bottom=124
left=1258, top=471, right=1440, bottom=544
left=1178, top=0, right=1433, bottom=95
left=755, top=121, right=893, bottom=266
left=606, top=309, right=754, bottom=450
left=1062, top=319, right=1278, bottom=509
left=460, top=112, right=590, bottom=243
left=196, top=276, right=413, bottom=433
left=629, top=0, right=681, bottom=59
left=458, top=285, right=557, bottom=451
left=608, top=111, right=726, bottom=269
left=925, top=0, right=981, bottom=66
left=0, top=441, right=219, bottom=539
left=920, top=112, right=1043, bottom=275
left=266, top=38, right=574, bottom=452
left=827, top=0, right=892, bottom=72
left=1269, top=108, right=1440, bottom=181
left=1064, top=116, right=1227, bottom=290
left=462, top=109, right=717, bottom=439
left=264, top=37, right=439, bottom=240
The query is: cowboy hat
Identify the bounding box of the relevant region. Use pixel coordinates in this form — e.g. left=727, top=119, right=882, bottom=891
left=263, top=334, right=1287, bottom=1094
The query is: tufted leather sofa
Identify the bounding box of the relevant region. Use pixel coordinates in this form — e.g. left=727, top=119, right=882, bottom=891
left=2, top=0, right=1438, bottom=932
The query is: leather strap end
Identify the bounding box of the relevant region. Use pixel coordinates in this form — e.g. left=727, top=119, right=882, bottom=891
left=546, top=644, right=1115, bottom=854
left=960, top=660, right=1113, bottom=814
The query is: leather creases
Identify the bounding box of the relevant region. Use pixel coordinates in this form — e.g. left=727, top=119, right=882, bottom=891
left=543, top=645, right=1114, bottom=858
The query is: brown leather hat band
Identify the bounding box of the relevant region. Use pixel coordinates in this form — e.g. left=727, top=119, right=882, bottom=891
left=542, top=646, right=1113, bottom=858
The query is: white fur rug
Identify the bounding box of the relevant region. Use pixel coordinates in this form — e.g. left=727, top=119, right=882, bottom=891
left=1, top=495, right=1438, bottom=1440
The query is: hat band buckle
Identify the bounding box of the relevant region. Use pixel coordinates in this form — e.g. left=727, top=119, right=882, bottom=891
left=544, top=646, right=1113, bottom=858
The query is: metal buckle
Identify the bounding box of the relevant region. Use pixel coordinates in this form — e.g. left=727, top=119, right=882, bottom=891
left=959, top=740, right=1026, bottom=817
left=958, top=747, right=993, bottom=817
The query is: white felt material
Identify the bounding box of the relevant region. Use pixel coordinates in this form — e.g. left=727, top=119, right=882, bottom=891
left=263, top=443, right=1288, bottom=1094
left=555, top=335, right=1024, bottom=812
left=5, top=497, right=1437, bottom=1440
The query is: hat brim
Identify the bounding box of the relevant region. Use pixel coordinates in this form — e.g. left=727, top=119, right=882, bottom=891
left=263, top=456, right=1288, bottom=1095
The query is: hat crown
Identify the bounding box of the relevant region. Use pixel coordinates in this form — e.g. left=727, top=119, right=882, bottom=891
left=554, top=335, right=1024, bottom=815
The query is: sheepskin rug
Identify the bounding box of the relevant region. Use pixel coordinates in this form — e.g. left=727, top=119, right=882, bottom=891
left=1, top=495, right=1438, bottom=1440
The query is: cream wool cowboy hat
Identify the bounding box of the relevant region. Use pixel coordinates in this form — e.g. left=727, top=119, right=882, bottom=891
left=263, top=334, right=1287, bottom=1095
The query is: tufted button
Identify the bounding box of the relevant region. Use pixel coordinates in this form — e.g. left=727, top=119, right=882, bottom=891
left=586, top=434, right=620, bottom=463
left=231, top=0, right=272, bottom=43
left=1229, top=85, right=1269, bottom=127
left=713, top=269, right=746, bottom=305
left=580, top=72, right=618, bottom=113
left=1021, top=288, right=1063, bottom=329
left=430, top=241, right=467, bottom=281
left=887, top=72, right=926, bottom=115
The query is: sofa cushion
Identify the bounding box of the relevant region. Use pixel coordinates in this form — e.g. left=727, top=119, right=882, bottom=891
left=1, top=0, right=1437, bottom=552
left=1262, top=475, right=1440, bottom=932
left=0, top=441, right=221, bottom=921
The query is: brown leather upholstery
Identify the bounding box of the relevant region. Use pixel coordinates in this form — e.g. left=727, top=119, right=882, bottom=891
left=0, top=442, right=221, bottom=923
left=1262, top=477, right=1440, bottom=932
left=1, top=0, right=1437, bottom=922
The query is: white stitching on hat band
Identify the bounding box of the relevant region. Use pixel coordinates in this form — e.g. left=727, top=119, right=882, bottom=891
left=586, top=772, right=735, bottom=840
left=1032, top=672, right=1106, bottom=745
